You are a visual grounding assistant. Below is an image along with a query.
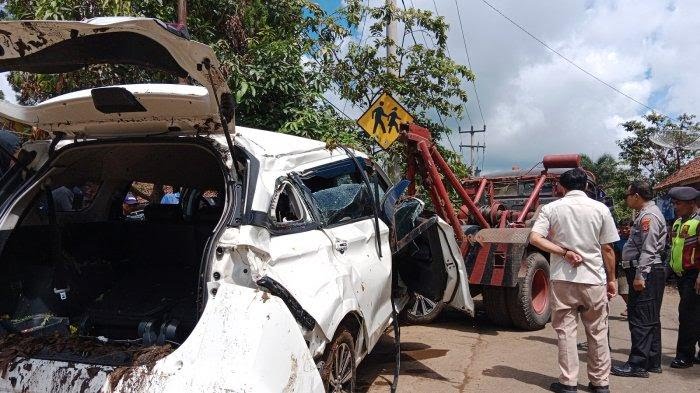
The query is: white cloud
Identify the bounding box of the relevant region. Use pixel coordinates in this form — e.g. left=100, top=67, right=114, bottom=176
left=381, top=0, right=700, bottom=171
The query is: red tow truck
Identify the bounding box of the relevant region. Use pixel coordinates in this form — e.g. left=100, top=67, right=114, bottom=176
left=399, top=123, right=610, bottom=330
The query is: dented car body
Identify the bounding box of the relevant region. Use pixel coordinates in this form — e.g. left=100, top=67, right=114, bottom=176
left=0, top=18, right=473, bottom=392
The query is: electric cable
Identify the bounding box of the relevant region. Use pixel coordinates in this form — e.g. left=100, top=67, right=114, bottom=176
left=429, top=0, right=475, bottom=157
left=400, top=0, right=460, bottom=156
left=454, top=0, right=486, bottom=126
left=479, top=0, right=666, bottom=116
left=344, top=0, right=372, bottom=114
left=390, top=293, right=401, bottom=393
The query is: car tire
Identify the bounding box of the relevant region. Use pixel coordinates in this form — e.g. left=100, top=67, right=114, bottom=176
left=320, top=327, right=356, bottom=393
left=402, top=291, right=447, bottom=324
left=482, top=285, right=513, bottom=327
left=507, top=252, right=551, bottom=330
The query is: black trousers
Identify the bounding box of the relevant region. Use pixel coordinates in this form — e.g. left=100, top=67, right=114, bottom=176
left=625, top=264, right=666, bottom=368
left=676, top=269, right=700, bottom=361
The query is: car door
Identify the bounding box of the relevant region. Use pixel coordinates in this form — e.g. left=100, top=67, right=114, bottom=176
left=295, top=159, right=393, bottom=349
left=0, top=18, right=230, bottom=137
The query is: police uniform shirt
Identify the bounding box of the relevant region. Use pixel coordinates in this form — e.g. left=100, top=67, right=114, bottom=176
left=621, top=200, right=667, bottom=279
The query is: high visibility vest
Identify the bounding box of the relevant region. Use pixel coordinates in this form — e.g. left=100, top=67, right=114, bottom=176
left=670, top=215, right=700, bottom=275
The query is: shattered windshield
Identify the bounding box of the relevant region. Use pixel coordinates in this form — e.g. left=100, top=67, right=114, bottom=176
left=301, top=161, right=375, bottom=225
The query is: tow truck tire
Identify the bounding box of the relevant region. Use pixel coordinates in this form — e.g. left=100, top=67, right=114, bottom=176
left=507, top=252, right=551, bottom=330
left=482, top=286, right=513, bottom=327
left=402, top=292, right=447, bottom=324
left=320, top=327, right=356, bottom=393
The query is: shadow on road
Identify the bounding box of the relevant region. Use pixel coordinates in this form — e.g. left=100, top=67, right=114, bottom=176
left=482, top=365, right=588, bottom=391
left=357, top=336, right=452, bottom=392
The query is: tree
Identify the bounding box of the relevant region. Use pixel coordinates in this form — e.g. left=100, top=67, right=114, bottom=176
left=617, top=112, right=699, bottom=185
left=316, top=1, right=474, bottom=140
left=2, top=0, right=473, bottom=163
left=581, top=153, right=632, bottom=221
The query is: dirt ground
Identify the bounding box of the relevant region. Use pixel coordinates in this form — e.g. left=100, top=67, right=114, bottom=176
left=359, top=286, right=699, bottom=392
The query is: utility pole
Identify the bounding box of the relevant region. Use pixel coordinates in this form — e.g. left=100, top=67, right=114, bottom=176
left=459, top=125, right=486, bottom=175
left=386, top=0, right=398, bottom=76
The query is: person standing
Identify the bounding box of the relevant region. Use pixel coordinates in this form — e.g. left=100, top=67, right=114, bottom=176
left=612, top=181, right=667, bottom=378
left=667, top=186, right=700, bottom=369
left=614, top=221, right=632, bottom=317
left=530, top=168, right=618, bottom=393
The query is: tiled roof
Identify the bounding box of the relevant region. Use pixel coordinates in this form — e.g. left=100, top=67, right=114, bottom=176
left=655, top=156, right=700, bottom=190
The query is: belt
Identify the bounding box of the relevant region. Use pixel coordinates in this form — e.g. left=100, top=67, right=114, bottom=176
left=621, top=260, right=638, bottom=269
left=621, top=260, right=663, bottom=269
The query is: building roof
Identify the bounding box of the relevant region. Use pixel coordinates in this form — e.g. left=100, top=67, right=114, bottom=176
left=655, top=156, right=700, bottom=190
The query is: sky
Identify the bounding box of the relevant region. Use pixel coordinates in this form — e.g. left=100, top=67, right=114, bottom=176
left=2, top=1, right=697, bottom=172
left=318, top=0, right=700, bottom=172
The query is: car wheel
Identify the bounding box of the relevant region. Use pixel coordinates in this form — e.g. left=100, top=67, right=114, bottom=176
left=403, top=291, right=446, bottom=324
left=320, top=327, right=356, bottom=393
left=506, top=252, right=551, bottom=330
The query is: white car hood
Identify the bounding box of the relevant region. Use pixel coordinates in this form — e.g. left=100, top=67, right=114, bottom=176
left=0, top=17, right=230, bottom=136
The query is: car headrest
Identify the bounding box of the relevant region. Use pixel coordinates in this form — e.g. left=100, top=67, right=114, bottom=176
left=144, top=204, right=183, bottom=223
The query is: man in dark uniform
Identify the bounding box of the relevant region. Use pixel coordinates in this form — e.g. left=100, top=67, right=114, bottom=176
left=667, top=186, right=700, bottom=369
left=612, top=181, right=667, bottom=378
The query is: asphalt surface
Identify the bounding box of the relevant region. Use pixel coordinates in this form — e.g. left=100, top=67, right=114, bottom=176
left=359, top=286, right=699, bottom=392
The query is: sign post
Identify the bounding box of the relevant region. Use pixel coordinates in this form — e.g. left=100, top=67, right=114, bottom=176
left=356, top=92, right=414, bottom=149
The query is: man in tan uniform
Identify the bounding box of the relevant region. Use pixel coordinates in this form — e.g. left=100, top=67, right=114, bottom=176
left=530, top=168, right=618, bottom=393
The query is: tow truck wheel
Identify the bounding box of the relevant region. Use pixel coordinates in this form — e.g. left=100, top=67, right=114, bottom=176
left=320, top=327, right=356, bottom=393
left=482, top=286, right=513, bottom=327
left=403, top=291, right=446, bottom=324
left=507, top=252, right=551, bottom=330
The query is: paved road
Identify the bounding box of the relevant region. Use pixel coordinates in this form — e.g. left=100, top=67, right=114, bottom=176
left=359, top=286, right=699, bottom=392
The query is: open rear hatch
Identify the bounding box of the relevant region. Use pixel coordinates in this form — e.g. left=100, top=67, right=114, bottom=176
left=0, top=17, right=231, bottom=136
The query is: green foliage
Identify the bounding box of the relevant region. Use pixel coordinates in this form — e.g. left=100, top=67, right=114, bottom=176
left=319, top=0, right=473, bottom=140
left=580, top=153, right=633, bottom=222
left=617, top=112, right=699, bottom=184
left=2, top=0, right=472, bottom=158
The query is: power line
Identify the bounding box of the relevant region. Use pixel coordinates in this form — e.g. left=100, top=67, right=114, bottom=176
left=345, top=0, right=370, bottom=114
left=400, top=0, right=459, bottom=156
left=454, top=0, right=486, bottom=126
left=410, top=0, right=473, bottom=128
left=358, top=0, right=370, bottom=45
left=479, top=0, right=663, bottom=115
left=430, top=0, right=477, bottom=159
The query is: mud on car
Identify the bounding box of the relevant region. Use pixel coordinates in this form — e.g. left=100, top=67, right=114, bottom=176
left=0, top=18, right=473, bottom=392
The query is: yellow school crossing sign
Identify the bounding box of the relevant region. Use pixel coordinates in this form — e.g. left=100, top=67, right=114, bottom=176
left=357, top=92, right=414, bottom=149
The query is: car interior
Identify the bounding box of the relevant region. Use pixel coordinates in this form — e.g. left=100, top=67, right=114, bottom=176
left=0, top=140, right=228, bottom=365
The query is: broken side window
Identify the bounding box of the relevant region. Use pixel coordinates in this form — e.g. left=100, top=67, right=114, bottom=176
left=301, top=160, right=374, bottom=226
left=269, top=182, right=308, bottom=226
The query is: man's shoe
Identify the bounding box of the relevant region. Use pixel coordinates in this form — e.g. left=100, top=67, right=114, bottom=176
left=549, top=382, right=577, bottom=392
left=670, top=358, right=693, bottom=369
left=611, top=363, right=649, bottom=378
left=647, top=365, right=662, bottom=374
left=588, top=382, right=610, bottom=393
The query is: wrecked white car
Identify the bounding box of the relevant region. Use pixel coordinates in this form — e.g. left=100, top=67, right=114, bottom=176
left=0, top=18, right=473, bottom=392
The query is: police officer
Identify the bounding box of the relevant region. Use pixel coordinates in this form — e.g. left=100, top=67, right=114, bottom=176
left=612, top=181, right=667, bottom=378
left=667, top=186, right=700, bottom=369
